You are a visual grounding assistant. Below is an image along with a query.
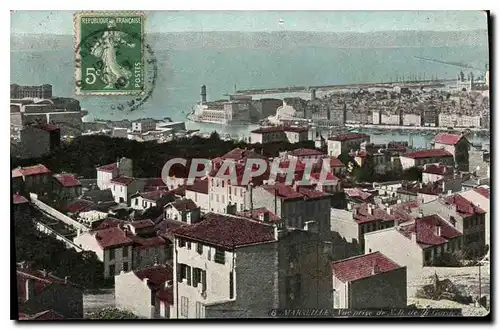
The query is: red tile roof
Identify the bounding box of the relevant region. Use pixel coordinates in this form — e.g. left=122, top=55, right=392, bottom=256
left=344, top=188, right=372, bottom=200
left=168, top=199, right=198, bottom=212
left=95, top=218, right=126, bottom=230
left=173, top=213, right=277, bottom=249
left=310, top=171, right=339, bottom=182
left=97, top=163, right=118, bottom=172
left=423, top=163, right=453, bottom=175
left=290, top=148, right=324, bottom=157
left=132, top=235, right=166, bottom=249
left=17, top=268, right=76, bottom=303
left=402, top=149, right=453, bottom=159
left=65, top=199, right=95, bottom=214
left=137, top=189, right=173, bottom=202
left=434, top=133, right=466, bottom=145
left=13, top=193, right=29, bottom=205
left=263, top=184, right=304, bottom=200
left=12, top=164, right=51, bottom=178
left=328, top=133, right=370, bottom=142
left=134, top=265, right=173, bottom=288
left=130, top=219, right=155, bottom=229
left=186, top=179, right=209, bottom=194
left=444, top=194, right=486, bottom=217
left=53, top=173, right=82, bottom=187
left=110, top=176, right=136, bottom=186
left=332, top=252, right=402, bottom=283
left=353, top=203, right=396, bottom=224
left=328, top=157, right=346, bottom=167
left=474, top=187, right=490, bottom=199
left=221, top=148, right=267, bottom=162
left=297, top=186, right=331, bottom=199
left=94, top=227, right=133, bottom=249
left=237, top=207, right=281, bottom=223
left=284, top=126, right=309, bottom=133
left=399, top=215, right=462, bottom=248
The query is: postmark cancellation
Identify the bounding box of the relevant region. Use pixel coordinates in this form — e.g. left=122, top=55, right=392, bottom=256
left=74, top=12, right=145, bottom=95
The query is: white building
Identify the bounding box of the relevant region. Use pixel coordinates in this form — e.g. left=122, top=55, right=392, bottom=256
left=185, top=179, right=209, bottom=213
left=96, top=158, right=133, bottom=190
left=130, top=190, right=174, bottom=211
left=458, top=186, right=490, bottom=244
left=332, top=252, right=407, bottom=309
left=399, top=149, right=454, bottom=170
left=132, top=119, right=156, bottom=133
left=327, top=133, right=370, bottom=157
left=171, top=213, right=332, bottom=318
left=109, top=176, right=145, bottom=205
left=164, top=199, right=201, bottom=224
left=115, top=265, right=173, bottom=319
left=402, top=114, right=422, bottom=126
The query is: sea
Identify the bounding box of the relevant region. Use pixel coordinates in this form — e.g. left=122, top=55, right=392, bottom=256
left=10, top=44, right=489, bottom=148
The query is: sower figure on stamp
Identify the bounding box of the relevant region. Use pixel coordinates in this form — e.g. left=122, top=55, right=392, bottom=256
left=90, top=19, right=135, bottom=89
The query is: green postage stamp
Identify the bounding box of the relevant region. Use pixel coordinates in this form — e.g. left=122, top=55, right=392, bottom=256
left=74, top=12, right=145, bottom=95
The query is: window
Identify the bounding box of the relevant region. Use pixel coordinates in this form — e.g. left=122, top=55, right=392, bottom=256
left=229, top=271, right=234, bottom=299
left=181, top=296, right=189, bottom=317
left=187, top=266, right=192, bottom=286
left=196, top=302, right=204, bottom=319
left=214, top=248, right=225, bottom=264
left=202, top=270, right=207, bottom=292
left=193, top=268, right=201, bottom=287
left=122, top=246, right=128, bottom=257
left=229, top=187, right=231, bottom=195
left=222, top=195, right=225, bottom=204
left=135, top=198, right=138, bottom=206
left=197, top=243, right=203, bottom=255
left=177, top=264, right=185, bottom=282
left=187, top=241, right=192, bottom=250
left=109, top=264, right=115, bottom=276
left=178, top=238, right=186, bottom=248
left=123, top=262, right=129, bottom=272
left=109, top=248, right=115, bottom=260
left=207, top=248, right=211, bottom=261
left=222, top=181, right=225, bottom=188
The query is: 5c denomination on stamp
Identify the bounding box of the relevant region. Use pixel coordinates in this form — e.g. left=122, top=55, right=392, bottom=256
left=74, top=12, right=145, bottom=95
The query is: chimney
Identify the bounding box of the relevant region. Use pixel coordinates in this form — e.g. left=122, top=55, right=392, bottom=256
left=273, top=225, right=279, bottom=241
left=41, top=269, right=47, bottom=277
left=143, top=277, right=149, bottom=285
left=436, top=223, right=442, bottom=237
left=64, top=276, right=69, bottom=284
left=25, top=278, right=35, bottom=301
left=371, top=261, right=381, bottom=275
left=367, top=204, right=373, bottom=215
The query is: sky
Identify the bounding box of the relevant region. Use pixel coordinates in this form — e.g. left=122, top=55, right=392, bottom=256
left=11, top=10, right=488, bottom=34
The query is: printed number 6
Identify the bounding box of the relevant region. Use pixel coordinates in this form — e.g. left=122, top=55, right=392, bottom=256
left=85, top=68, right=97, bottom=85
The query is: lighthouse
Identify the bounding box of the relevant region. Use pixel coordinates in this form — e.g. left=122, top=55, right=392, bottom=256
left=201, top=85, right=207, bottom=104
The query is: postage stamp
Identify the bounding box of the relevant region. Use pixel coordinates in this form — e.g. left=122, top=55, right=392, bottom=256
left=74, top=12, right=145, bottom=95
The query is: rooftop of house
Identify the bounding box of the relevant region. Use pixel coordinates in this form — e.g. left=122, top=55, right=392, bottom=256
left=328, top=156, right=346, bottom=167
left=186, top=179, right=209, bottom=194
left=53, top=173, right=82, bottom=187
left=96, top=162, right=118, bottom=172
left=81, top=189, right=114, bottom=203
left=142, top=178, right=169, bottom=190
left=332, top=252, right=402, bottom=283
left=402, top=149, right=453, bottom=159
left=133, top=189, right=173, bottom=202
left=94, top=226, right=134, bottom=249
left=64, top=199, right=96, bottom=214
left=130, top=219, right=155, bottom=229
left=434, top=133, right=467, bottom=145
left=110, top=176, right=136, bottom=186
left=353, top=203, right=396, bottom=224
left=32, top=123, right=60, bottom=132
left=19, top=309, right=65, bottom=320
left=289, top=148, right=324, bottom=157
left=17, top=266, right=79, bottom=303
left=94, top=218, right=127, bottom=230
left=209, top=162, right=270, bottom=187
left=263, top=184, right=329, bottom=200
left=221, top=148, right=267, bottom=162
left=328, top=133, right=370, bottom=142
left=131, top=235, right=166, bottom=249
left=422, top=163, right=454, bottom=176
left=473, top=187, right=490, bottom=199
left=344, top=188, right=372, bottom=201
left=173, top=213, right=276, bottom=249
left=12, top=164, right=51, bottom=178
left=133, top=264, right=173, bottom=288
left=13, top=193, right=29, bottom=205
left=167, top=199, right=198, bottom=212
left=309, top=171, right=339, bottom=182
left=444, top=194, right=486, bottom=217
left=237, top=207, right=281, bottom=223
left=399, top=215, right=462, bottom=248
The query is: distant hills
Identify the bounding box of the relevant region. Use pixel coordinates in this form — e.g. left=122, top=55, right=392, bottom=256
left=11, top=30, right=489, bottom=51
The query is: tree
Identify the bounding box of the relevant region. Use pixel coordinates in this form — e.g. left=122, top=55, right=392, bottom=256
left=85, top=308, right=139, bottom=319
left=402, top=166, right=423, bottom=182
